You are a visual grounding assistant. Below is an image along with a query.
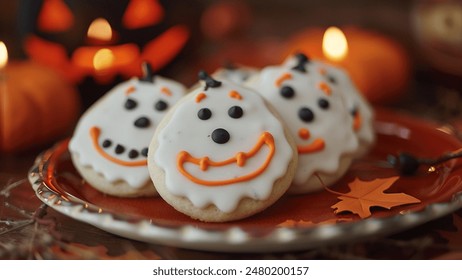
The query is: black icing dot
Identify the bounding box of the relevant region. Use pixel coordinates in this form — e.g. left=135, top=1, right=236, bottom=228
left=211, top=128, right=230, bottom=144
left=298, top=107, right=314, bottom=123
left=141, top=147, right=149, bottom=157
left=280, top=86, right=295, bottom=99
left=134, top=116, right=151, bottom=128
left=102, top=139, right=112, bottom=148
left=155, top=100, right=168, bottom=111
left=128, top=149, right=139, bottom=159
left=318, top=98, right=330, bottom=110
left=125, top=98, right=137, bottom=110
left=351, top=106, right=359, bottom=116
left=198, top=108, right=212, bottom=120
left=115, top=144, right=125, bottom=154
left=228, top=106, right=243, bottom=119
left=328, top=75, right=337, bottom=84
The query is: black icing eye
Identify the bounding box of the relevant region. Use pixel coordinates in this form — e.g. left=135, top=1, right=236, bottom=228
left=318, top=98, right=330, bottom=110
left=298, top=107, right=314, bottom=123
left=155, top=100, right=168, bottom=111
left=351, top=106, right=359, bottom=116
left=125, top=98, right=137, bottom=110
left=328, top=75, right=337, bottom=84
left=280, top=86, right=295, bottom=99
left=228, top=106, right=243, bottom=119
left=198, top=108, right=212, bottom=120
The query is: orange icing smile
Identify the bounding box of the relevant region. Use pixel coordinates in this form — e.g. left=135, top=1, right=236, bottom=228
left=176, top=132, right=275, bottom=186
left=297, top=136, right=325, bottom=154
left=296, top=128, right=325, bottom=154
left=89, top=126, right=147, bottom=167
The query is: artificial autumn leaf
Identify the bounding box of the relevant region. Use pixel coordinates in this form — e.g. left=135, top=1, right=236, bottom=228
left=437, top=213, right=462, bottom=248
left=331, top=176, right=421, bottom=219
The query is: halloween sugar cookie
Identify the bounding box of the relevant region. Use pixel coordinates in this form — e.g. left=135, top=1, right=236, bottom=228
left=247, top=53, right=359, bottom=194
left=284, top=53, right=375, bottom=157
left=69, top=63, right=186, bottom=197
left=148, top=72, right=297, bottom=222
left=211, top=63, right=259, bottom=84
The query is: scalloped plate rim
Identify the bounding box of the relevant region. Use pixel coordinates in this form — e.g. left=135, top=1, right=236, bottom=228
left=27, top=109, right=462, bottom=253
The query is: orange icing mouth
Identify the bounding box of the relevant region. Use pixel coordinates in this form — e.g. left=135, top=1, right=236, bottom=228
left=90, top=126, right=147, bottom=167
left=177, top=132, right=275, bottom=186
left=297, top=128, right=325, bottom=154
left=297, top=139, right=325, bottom=154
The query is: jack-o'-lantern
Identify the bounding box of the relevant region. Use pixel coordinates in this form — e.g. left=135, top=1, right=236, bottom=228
left=19, top=0, right=203, bottom=84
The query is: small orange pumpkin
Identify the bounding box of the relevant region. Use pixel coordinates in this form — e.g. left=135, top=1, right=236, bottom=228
left=0, top=62, right=80, bottom=153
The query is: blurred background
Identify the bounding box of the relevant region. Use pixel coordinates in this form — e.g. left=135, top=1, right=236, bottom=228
left=1, top=0, right=460, bottom=88
left=0, top=0, right=461, bottom=147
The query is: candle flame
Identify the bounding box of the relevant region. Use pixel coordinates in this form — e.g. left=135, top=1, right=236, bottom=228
left=87, top=18, right=112, bottom=41
left=93, top=48, right=115, bottom=71
left=0, top=41, right=8, bottom=69
left=322, top=27, right=348, bottom=62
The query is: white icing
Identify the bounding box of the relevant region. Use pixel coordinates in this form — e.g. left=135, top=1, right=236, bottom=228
left=69, top=76, right=186, bottom=188
left=284, top=57, right=375, bottom=157
left=152, top=80, right=294, bottom=213
left=247, top=62, right=359, bottom=194
left=212, top=66, right=259, bottom=84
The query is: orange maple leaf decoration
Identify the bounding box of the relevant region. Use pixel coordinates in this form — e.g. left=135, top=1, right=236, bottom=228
left=331, top=176, right=421, bottom=219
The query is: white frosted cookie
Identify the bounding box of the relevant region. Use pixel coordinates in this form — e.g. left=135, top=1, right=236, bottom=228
left=247, top=53, right=359, bottom=194
left=284, top=54, right=375, bottom=157
left=212, top=63, right=259, bottom=84
left=148, top=72, right=297, bottom=222
left=69, top=63, right=186, bottom=197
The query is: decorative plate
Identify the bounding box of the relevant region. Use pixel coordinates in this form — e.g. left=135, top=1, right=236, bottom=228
left=28, top=108, right=462, bottom=253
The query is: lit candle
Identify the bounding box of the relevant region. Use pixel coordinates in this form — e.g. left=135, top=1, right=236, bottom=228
left=322, top=26, right=348, bottom=62
left=0, top=41, right=7, bottom=90
left=284, top=26, right=411, bottom=104
left=0, top=41, right=80, bottom=153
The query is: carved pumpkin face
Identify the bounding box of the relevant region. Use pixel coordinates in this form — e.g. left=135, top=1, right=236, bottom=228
left=20, top=0, right=202, bottom=84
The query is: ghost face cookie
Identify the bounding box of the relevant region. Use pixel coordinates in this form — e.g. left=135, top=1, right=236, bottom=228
left=284, top=54, right=375, bottom=157
left=149, top=73, right=297, bottom=222
left=212, top=63, right=259, bottom=84
left=247, top=54, right=359, bottom=194
left=69, top=67, right=186, bottom=197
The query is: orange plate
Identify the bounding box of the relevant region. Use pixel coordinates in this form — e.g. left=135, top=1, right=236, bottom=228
left=29, top=107, right=462, bottom=252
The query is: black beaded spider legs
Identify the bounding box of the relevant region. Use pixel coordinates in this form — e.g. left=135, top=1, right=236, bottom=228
left=388, top=149, right=462, bottom=176
left=198, top=70, right=222, bottom=91
left=292, top=52, right=310, bottom=73
left=387, top=153, right=421, bottom=176
left=140, top=61, right=155, bottom=83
